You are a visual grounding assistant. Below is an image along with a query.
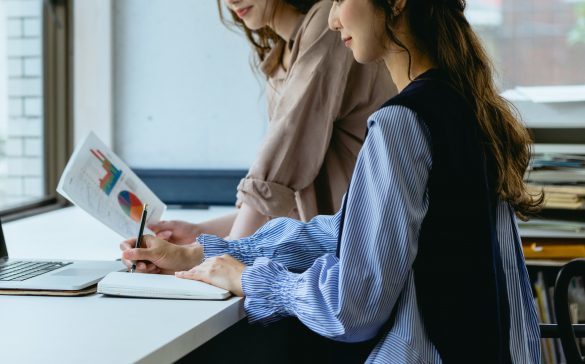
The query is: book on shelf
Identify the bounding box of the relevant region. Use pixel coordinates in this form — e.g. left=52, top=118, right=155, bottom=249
left=528, top=185, right=585, bottom=195
left=547, top=284, right=566, bottom=363
left=519, top=219, right=585, bottom=261
left=529, top=269, right=585, bottom=364
left=519, top=219, right=585, bottom=237
left=523, top=242, right=585, bottom=260
left=534, top=272, right=558, bottom=364
left=524, top=149, right=585, bottom=210
left=525, top=170, right=585, bottom=184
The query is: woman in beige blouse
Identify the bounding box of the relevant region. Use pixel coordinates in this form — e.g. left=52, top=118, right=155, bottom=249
left=146, top=0, right=394, bottom=246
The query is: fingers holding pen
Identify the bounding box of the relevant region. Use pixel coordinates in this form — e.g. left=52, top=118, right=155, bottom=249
left=121, top=235, right=161, bottom=273
left=121, top=235, right=201, bottom=274
left=135, top=261, right=160, bottom=274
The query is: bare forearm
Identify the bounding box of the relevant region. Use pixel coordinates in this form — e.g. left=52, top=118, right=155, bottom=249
left=198, top=212, right=238, bottom=238
left=228, top=203, right=270, bottom=240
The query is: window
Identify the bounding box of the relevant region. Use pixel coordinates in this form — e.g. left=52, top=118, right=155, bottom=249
left=468, top=0, right=585, bottom=89
left=0, top=0, right=71, bottom=218
left=469, top=0, right=585, bottom=174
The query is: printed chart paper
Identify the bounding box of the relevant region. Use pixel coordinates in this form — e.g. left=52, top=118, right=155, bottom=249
left=57, top=132, right=166, bottom=238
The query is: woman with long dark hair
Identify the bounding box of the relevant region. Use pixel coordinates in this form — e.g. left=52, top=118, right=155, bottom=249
left=124, top=0, right=542, bottom=361
left=144, top=0, right=394, bottom=244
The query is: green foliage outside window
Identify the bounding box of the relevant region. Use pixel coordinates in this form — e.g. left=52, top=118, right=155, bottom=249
left=568, top=2, right=585, bottom=45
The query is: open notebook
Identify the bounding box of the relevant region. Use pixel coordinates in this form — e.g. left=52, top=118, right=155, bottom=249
left=97, top=272, right=231, bottom=300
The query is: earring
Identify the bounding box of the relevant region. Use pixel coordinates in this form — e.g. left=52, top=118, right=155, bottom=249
left=392, top=6, right=402, bottom=16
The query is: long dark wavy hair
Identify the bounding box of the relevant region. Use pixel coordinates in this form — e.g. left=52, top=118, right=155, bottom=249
left=216, top=0, right=319, bottom=73
left=370, top=0, right=543, bottom=218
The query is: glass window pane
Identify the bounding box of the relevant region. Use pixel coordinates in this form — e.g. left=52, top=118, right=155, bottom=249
left=468, top=0, right=585, bottom=89
left=0, top=0, right=45, bottom=210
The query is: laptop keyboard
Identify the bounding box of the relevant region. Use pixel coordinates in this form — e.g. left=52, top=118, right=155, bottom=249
left=0, top=261, right=73, bottom=281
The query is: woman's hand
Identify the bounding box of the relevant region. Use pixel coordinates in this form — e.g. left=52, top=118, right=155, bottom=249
left=148, top=220, right=201, bottom=245
left=120, top=235, right=203, bottom=274
left=175, top=254, right=246, bottom=296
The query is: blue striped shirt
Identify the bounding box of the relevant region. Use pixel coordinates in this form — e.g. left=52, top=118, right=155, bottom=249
left=200, top=105, right=541, bottom=363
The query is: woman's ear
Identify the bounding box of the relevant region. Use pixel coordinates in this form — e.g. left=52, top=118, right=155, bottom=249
left=392, top=0, right=407, bottom=16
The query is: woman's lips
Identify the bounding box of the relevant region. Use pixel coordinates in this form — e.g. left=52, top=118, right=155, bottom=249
left=343, top=37, right=352, bottom=47
left=235, top=6, right=252, bottom=18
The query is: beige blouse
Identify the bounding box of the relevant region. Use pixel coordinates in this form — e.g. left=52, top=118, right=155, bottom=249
left=236, top=0, right=396, bottom=221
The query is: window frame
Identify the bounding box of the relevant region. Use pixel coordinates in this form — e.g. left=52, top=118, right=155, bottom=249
left=0, top=0, right=73, bottom=221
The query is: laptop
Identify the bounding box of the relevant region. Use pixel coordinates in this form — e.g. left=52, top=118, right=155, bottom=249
left=0, top=218, right=125, bottom=291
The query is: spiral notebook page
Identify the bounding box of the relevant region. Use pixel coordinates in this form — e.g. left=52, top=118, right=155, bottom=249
left=97, top=272, right=231, bottom=300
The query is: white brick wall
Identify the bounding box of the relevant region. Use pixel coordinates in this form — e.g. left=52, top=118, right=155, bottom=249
left=8, top=117, right=42, bottom=136
left=23, top=137, right=41, bottom=156
left=0, top=0, right=45, bottom=208
left=8, top=78, right=42, bottom=96
left=7, top=38, right=40, bottom=56
left=24, top=97, right=41, bottom=116
left=8, top=98, right=23, bottom=116
left=6, top=18, right=21, bottom=37
left=23, top=17, right=39, bottom=37
left=4, top=177, right=24, bottom=196
left=7, top=157, right=42, bottom=177
left=4, top=0, right=41, bottom=17
left=5, top=137, right=23, bottom=156
left=7, top=57, right=22, bottom=76
left=23, top=56, right=40, bottom=76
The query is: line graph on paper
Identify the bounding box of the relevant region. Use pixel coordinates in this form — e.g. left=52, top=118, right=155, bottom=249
left=57, top=132, right=166, bottom=238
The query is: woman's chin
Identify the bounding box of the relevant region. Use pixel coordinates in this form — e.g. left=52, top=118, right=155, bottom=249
left=241, top=20, right=262, bottom=31
left=353, top=52, right=376, bottom=65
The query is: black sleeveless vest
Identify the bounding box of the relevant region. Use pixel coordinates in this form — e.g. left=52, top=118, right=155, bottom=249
left=337, top=69, right=513, bottom=363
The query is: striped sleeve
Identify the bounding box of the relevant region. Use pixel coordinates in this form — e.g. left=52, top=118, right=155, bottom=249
left=242, top=106, right=433, bottom=342
left=198, top=212, right=340, bottom=271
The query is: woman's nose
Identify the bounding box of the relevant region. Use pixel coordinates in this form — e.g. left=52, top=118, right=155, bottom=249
left=328, top=3, right=341, bottom=31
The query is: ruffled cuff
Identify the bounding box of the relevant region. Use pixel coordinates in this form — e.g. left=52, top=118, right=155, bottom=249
left=237, top=177, right=297, bottom=217
left=197, top=234, right=259, bottom=266
left=241, top=257, right=297, bottom=324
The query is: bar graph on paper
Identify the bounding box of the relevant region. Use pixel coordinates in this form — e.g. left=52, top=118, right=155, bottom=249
left=57, top=132, right=166, bottom=238
left=91, top=149, right=122, bottom=196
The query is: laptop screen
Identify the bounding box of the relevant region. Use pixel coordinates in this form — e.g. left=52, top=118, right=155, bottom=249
left=0, top=218, right=8, bottom=260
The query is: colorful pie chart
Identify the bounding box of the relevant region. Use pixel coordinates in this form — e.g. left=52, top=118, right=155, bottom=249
left=118, top=190, right=144, bottom=222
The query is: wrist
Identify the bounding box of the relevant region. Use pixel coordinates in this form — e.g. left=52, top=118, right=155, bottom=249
left=186, top=243, right=204, bottom=268
left=168, top=244, right=201, bottom=272
left=190, top=223, right=201, bottom=240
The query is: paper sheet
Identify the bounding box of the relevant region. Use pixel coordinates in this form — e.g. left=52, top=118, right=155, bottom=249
left=57, top=132, right=166, bottom=238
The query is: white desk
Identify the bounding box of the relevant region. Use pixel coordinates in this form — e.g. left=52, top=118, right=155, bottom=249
left=0, top=206, right=246, bottom=364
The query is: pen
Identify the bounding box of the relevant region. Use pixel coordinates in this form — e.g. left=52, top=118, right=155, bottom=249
left=130, top=204, right=148, bottom=273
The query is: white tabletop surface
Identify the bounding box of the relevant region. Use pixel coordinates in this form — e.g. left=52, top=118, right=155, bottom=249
left=0, top=206, right=246, bottom=364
